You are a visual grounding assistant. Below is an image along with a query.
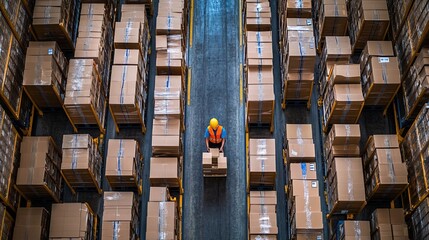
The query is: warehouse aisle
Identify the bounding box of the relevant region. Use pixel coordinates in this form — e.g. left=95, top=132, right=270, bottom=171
left=182, top=1, right=247, bottom=239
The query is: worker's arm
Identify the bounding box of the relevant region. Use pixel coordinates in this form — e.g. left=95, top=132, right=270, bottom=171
left=220, top=138, right=226, bottom=152
left=205, top=138, right=210, bottom=152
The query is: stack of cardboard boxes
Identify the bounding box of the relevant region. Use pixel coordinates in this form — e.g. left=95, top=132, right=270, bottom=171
left=16, top=136, right=62, bottom=202
left=316, top=0, right=348, bottom=50
left=246, top=0, right=274, bottom=127
left=61, top=134, right=102, bottom=192
left=319, top=36, right=351, bottom=95
left=31, top=0, right=80, bottom=50
left=152, top=1, right=184, bottom=191
left=286, top=0, right=312, bottom=18
left=23, top=41, right=68, bottom=108
left=401, top=104, right=429, bottom=210
left=331, top=220, right=371, bottom=240
left=76, top=3, right=114, bottom=92
left=327, top=157, right=366, bottom=216
left=322, top=62, right=364, bottom=131
left=396, top=0, right=429, bottom=77
left=285, top=124, right=315, bottom=163
left=249, top=191, right=278, bottom=239
left=202, top=148, right=227, bottom=176
left=110, top=4, right=150, bottom=130
left=105, top=139, right=143, bottom=192
left=49, top=203, right=97, bottom=240
left=102, top=192, right=140, bottom=239
left=363, top=135, right=408, bottom=201
left=0, top=5, right=30, bottom=116
left=370, top=208, right=408, bottom=239
left=324, top=124, right=361, bottom=173
left=409, top=197, right=429, bottom=239
left=281, top=18, right=316, bottom=103
left=386, top=0, right=413, bottom=41
left=0, top=104, right=20, bottom=208
left=324, top=124, right=366, bottom=215
left=347, top=0, right=390, bottom=52
left=285, top=124, right=323, bottom=239
left=360, top=41, right=401, bottom=107
left=249, top=139, right=276, bottom=186
left=13, top=207, right=50, bottom=240
left=146, top=187, right=178, bottom=240
left=402, top=48, right=429, bottom=119
left=246, top=0, right=271, bottom=31
left=64, top=59, right=106, bottom=130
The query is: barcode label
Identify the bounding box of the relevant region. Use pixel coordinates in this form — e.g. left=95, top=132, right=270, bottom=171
left=378, top=57, right=390, bottom=63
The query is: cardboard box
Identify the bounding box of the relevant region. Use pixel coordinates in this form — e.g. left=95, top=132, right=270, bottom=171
left=333, top=158, right=365, bottom=202
left=146, top=202, right=176, bottom=240
left=247, top=31, right=272, bottom=43
left=249, top=212, right=278, bottom=234
left=249, top=139, right=276, bottom=156
left=250, top=156, right=276, bottom=173
left=286, top=143, right=315, bottom=162
left=250, top=191, right=277, bottom=205
left=154, top=75, right=182, bottom=100
left=329, top=124, right=361, bottom=145
left=389, top=208, right=405, bottom=225
left=150, top=157, right=179, bottom=179
left=294, top=196, right=321, bottom=212
left=330, top=64, right=361, bottom=84
left=371, top=135, right=399, bottom=149
left=104, top=192, right=134, bottom=207
left=202, top=152, right=212, bottom=167
left=325, top=36, right=352, bottom=56
left=248, top=66, right=274, bottom=85
left=114, top=49, right=142, bottom=65
left=149, top=187, right=169, bottom=202
left=289, top=163, right=317, bottom=180
left=249, top=235, right=277, bottom=240
left=286, top=124, right=313, bottom=140
left=290, top=180, right=319, bottom=197
left=152, top=119, right=181, bottom=136
left=107, top=139, right=138, bottom=158
left=102, top=221, right=132, bottom=240
left=49, top=203, right=91, bottom=238
left=295, top=211, right=323, bottom=230
left=333, top=84, right=364, bottom=102
left=247, top=42, right=273, bottom=59
left=344, top=221, right=371, bottom=239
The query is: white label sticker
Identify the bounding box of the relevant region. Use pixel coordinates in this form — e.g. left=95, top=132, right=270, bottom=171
left=306, top=19, right=312, bottom=25
left=309, top=164, right=315, bottom=171
left=311, top=181, right=317, bottom=188
left=378, top=57, right=390, bottom=63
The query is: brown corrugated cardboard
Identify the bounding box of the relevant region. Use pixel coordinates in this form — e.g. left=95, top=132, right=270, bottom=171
left=146, top=202, right=176, bottom=239
left=250, top=156, right=276, bottom=172
left=325, top=36, right=352, bottom=56
left=150, top=157, right=179, bottom=179
left=247, top=31, right=273, bottom=43
left=248, top=66, right=274, bottom=85
left=249, top=204, right=276, bottom=214
left=333, top=84, right=364, bottom=102
left=372, top=135, right=399, bottom=149
left=249, top=212, right=278, bottom=234
left=291, top=180, right=319, bottom=197
left=389, top=208, right=405, bottom=225
left=344, top=221, right=371, bottom=239
left=152, top=119, right=181, bottom=136
left=114, top=49, right=141, bottom=65
left=294, top=196, right=321, bottom=212
left=107, top=139, right=138, bottom=158
left=364, top=41, right=394, bottom=56
left=295, top=211, right=323, bottom=230
left=287, top=143, right=315, bottom=162
left=103, top=206, right=133, bottom=221
left=289, top=163, right=317, bottom=180
left=104, top=192, right=134, bottom=207
left=296, top=233, right=323, bottom=240
left=330, top=64, right=361, bottom=84
left=105, top=156, right=135, bottom=176
left=149, top=187, right=169, bottom=202
left=102, top=221, right=131, bottom=240
left=330, top=124, right=361, bottom=145
left=249, top=139, right=276, bottom=156
left=286, top=124, right=313, bottom=140
left=249, top=235, right=277, bottom=240
left=202, top=152, right=212, bottom=167
left=250, top=191, right=277, bottom=205
left=334, top=158, right=365, bottom=201
left=49, top=203, right=90, bottom=238
left=391, top=224, right=408, bottom=237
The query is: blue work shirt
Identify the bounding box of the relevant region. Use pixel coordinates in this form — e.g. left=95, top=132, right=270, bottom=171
left=204, top=127, right=227, bottom=139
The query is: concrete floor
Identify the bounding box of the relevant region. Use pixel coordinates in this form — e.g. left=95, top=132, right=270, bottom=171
left=28, top=0, right=400, bottom=239
left=182, top=0, right=247, bottom=239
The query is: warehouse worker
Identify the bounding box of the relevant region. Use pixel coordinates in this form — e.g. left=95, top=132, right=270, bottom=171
left=205, top=118, right=227, bottom=152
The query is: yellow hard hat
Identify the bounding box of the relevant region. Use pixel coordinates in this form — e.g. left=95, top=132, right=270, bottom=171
left=210, top=118, right=219, bottom=129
